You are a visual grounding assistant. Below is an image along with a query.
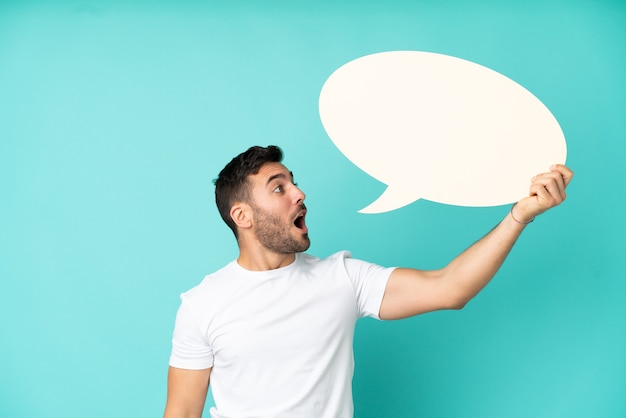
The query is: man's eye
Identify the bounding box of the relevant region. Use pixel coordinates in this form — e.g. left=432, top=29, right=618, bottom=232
left=273, top=185, right=283, bottom=193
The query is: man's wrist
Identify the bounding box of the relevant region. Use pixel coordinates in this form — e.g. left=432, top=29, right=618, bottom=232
left=510, top=203, right=535, bottom=225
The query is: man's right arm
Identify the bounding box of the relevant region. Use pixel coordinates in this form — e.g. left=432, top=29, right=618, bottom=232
left=163, top=366, right=212, bottom=418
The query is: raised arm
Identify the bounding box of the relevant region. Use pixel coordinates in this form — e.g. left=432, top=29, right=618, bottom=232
left=379, top=164, right=573, bottom=320
left=163, top=366, right=212, bottom=418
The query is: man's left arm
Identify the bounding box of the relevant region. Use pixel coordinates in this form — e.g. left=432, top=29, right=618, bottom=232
left=379, top=164, right=574, bottom=320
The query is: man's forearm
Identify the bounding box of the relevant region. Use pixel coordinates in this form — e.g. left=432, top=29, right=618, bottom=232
left=439, top=211, right=527, bottom=308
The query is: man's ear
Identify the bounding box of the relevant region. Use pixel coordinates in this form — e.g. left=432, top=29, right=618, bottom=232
left=230, top=203, right=253, bottom=230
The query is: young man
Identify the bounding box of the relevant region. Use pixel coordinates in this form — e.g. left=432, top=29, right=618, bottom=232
left=164, top=145, right=573, bottom=418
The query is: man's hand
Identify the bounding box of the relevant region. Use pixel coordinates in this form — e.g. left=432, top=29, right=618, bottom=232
left=512, top=164, right=574, bottom=223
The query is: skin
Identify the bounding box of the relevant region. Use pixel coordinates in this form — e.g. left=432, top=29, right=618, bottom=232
left=164, top=162, right=574, bottom=417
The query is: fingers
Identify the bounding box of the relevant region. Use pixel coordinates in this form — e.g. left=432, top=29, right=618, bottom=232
left=514, top=164, right=573, bottom=222
left=530, top=164, right=573, bottom=207
left=529, top=181, right=556, bottom=206
left=550, top=164, right=574, bottom=187
left=533, top=171, right=566, bottom=200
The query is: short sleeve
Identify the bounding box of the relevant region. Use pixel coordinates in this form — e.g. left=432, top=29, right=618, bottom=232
left=169, top=297, right=214, bottom=370
left=342, top=253, right=395, bottom=319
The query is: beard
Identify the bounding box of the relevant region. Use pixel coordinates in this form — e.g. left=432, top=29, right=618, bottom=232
left=251, top=204, right=310, bottom=254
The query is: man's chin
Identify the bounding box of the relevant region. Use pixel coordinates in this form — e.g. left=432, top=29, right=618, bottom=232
left=297, top=236, right=311, bottom=252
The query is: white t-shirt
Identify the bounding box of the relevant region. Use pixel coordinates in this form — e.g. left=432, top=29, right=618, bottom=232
left=169, top=251, right=395, bottom=418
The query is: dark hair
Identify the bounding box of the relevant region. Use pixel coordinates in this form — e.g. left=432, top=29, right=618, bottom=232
left=214, top=145, right=283, bottom=237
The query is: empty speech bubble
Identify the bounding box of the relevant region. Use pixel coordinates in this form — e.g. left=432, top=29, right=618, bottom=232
left=319, top=51, right=567, bottom=213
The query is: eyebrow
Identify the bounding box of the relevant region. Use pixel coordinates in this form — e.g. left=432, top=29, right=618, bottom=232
left=266, top=171, right=294, bottom=185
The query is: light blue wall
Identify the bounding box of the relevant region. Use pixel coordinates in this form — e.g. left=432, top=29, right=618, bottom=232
left=1, top=1, right=624, bottom=417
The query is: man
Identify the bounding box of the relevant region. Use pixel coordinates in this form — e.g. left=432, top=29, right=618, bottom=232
left=164, top=145, right=573, bottom=418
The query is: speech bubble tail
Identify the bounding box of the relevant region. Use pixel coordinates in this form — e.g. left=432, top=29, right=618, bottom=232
left=358, top=187, right=420, bottom=214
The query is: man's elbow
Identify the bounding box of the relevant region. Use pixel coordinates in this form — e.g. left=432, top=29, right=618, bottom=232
left=443, top=292, right=471, bottom=310
left=442, top=282, right=482, bottom=311
left=448, top=299, right=468, bottom=310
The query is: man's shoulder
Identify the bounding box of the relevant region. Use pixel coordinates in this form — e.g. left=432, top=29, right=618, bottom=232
left=180, top=260, right=239, bottom=300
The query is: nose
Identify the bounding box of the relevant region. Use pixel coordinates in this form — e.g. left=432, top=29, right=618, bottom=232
left=292, top=184, right=306, bottom=204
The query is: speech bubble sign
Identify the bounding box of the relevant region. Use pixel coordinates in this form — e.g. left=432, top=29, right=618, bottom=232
left=319, top=51, right=567, bottom=213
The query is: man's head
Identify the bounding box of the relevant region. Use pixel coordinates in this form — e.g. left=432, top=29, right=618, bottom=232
left=214, top=145, right=310, bottom=257
left=214, top=145, right=284, bottom=237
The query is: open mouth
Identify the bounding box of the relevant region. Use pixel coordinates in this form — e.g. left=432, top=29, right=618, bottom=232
left=293, top=213, right=307, bottom=232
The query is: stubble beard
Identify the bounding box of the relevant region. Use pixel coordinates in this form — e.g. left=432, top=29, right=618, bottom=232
left=252, top=205, right=310, bottom=254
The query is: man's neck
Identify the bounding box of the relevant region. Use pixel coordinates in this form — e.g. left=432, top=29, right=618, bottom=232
left=237, top=248, right=296, bottom=271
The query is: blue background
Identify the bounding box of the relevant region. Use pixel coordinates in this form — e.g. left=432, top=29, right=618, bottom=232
left=1, top=1, right=625, bottom=417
